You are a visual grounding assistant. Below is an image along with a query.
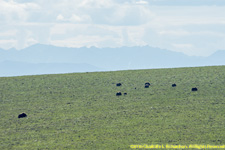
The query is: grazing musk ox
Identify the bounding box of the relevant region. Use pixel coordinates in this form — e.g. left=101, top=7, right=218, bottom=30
left=192, top=87, right=198, bottom=91
left=18, top=113, right=27, bottom=118
left=116, top=83, right=122, bottom=86
left=172, top=84, right=176, bottom=87
left=116, top=92, right=122, bottom=96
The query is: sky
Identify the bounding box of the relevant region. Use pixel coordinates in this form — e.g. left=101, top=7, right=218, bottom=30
left=0, top=0, right=225, bottom=56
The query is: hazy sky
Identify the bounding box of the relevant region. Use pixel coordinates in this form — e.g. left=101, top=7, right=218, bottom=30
left=0, top=0, right=225, bottom=56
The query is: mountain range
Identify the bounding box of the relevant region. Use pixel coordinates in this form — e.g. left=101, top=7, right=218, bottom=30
left=0, top=44, right=225, bottom=76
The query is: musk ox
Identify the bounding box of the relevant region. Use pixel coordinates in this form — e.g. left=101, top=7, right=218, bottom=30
left=116, top=83, right=122, bottom=86
left=116, top=92, right=122, bottom=96
left=145, top=82, right=150, bottom=86
left=18, top=113, right=27, bottom=118
left=145, top=85, right=149, bottom=88
left=192, top=87, right=198, bottom=91
left=124, top=92, right=127, bottom=95
left=172, top=84, right=176, bottom=87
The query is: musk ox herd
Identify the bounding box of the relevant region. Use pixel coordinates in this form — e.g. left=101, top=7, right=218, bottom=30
left=18, top=81, right=198, bottom=118
left=116, top=82, right=198, bottom=96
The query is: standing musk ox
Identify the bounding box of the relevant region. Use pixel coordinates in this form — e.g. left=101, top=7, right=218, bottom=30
left=145, top=82, right=150, bottom=86
left=145, top=82, right=150, bottom=88
left=124, top=92, right=127, bottom=95
left=192, top=87, right=198, bottom=91
left=172, top=84, right=176, bottom=87
left=145, top=85, right=149, bottom=88
left=116, top=83, right=122, bottom=86
left=116, top=92, right=122, bottom=96
left=18, top=113, right=27, bottom=118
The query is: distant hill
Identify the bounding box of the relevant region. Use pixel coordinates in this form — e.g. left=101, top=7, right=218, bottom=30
left=1, top=44, right=225, bottom=76
left=0, top=61, right=102, bottom=77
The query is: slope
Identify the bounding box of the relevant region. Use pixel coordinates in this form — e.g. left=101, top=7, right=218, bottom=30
left=0, top=66, right=225, bottom=149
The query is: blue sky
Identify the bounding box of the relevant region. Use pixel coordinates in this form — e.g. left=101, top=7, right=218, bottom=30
left=0, top=0, right=225, bottom=56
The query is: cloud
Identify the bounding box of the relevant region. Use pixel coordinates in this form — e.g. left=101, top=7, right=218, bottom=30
left=69, top=14, right=92, bottom=23
left=0, top=30, right=17, bottom=37
left=172, top=43, right=193, bottom=49
left=50, top=35, right=107, bottom=48
left=159, top=30, right=190, bottom=36
left=135, top=0, right=149, bottom=5
left=56, top=14, right=64, bottom=21
left=0, top=39, right=17, bottom=49
left=0, top=0, right=225, bottom=56
left=78, top=0, right=115, bottom=8
left=0, top=0, right=40, bottom=22
left=140, top=0, right=225, bottom=6
left=26, top=37, right=38, bottom=46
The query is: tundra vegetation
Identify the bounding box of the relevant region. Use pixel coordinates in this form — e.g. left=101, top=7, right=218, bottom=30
left=0, top=66, right=225, bottom=149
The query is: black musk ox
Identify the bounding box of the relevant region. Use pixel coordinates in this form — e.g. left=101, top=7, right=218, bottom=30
left=145, top=82, right=150, bottom=86
left=18, top=113, right=27, bottom=118
left=116, top=83, right=122, bottom=86
left=124, top=93, right=127, bottom=95
left=172, top=84, right=176, bottom=87
left=145, top=85, right=149, bottom=88
left=192, top=87, right=198, bottom=91
left=116, top=92, right=122, bottom=96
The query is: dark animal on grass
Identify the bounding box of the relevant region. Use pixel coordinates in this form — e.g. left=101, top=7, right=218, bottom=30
left=145, top=85, right=149, bottom=88
left=192, top=87, right=198, bottom=91
left=116, top=92, right=122, bottom=96
left=116, top=83, right=122, bottom=86
left=124, top=93, right=127, bottom=95
left=145, top=82, right=150, bottom=86
left=172, top=84, right=176, bottom=87
left=18, top=113, right=27, bottom=118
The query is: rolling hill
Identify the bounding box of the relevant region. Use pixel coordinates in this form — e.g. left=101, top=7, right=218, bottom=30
left=0, top=66, right=225, bottom=149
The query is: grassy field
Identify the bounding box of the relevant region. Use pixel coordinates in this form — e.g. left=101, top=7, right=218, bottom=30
left=1, top=66, right=225, bottom=150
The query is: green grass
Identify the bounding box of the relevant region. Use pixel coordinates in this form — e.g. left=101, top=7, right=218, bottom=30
left=1, top=66, right=225, bottom=149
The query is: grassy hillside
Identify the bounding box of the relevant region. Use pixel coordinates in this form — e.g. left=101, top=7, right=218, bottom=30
left=1, top=66, right=225, bottom=149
